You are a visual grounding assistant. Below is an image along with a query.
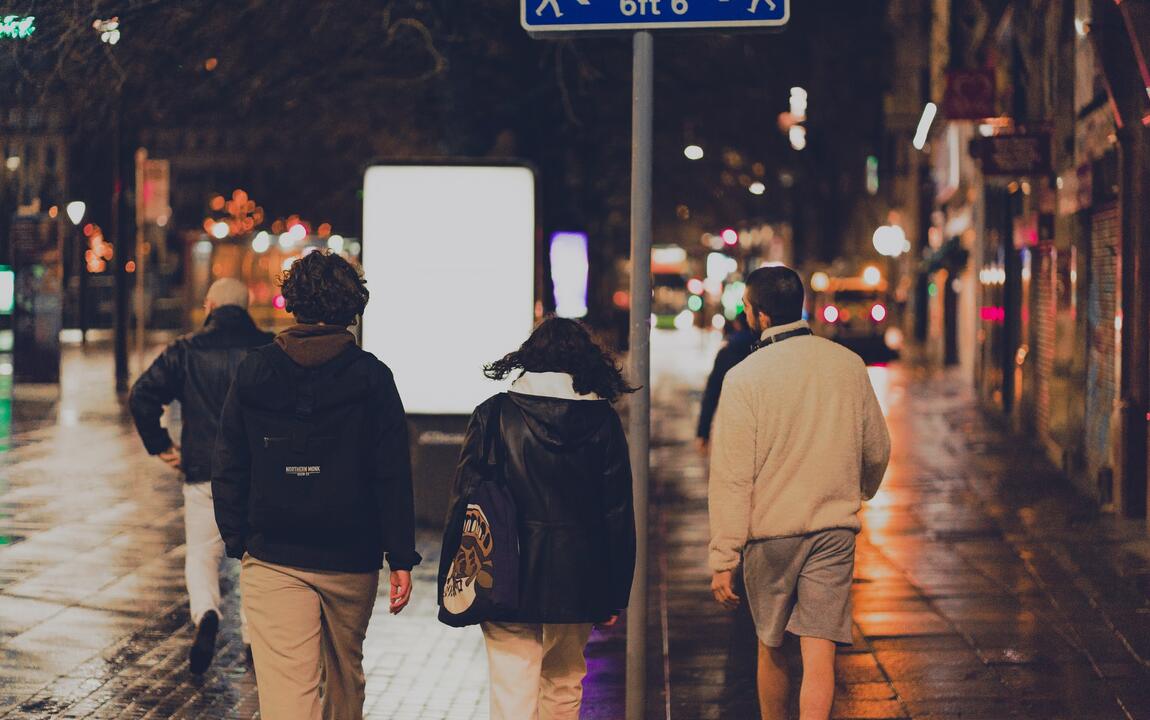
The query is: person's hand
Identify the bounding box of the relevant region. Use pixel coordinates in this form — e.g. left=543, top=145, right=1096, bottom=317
left=158, top=446, right=181, bottom=470
left=711, top=570, right=740, bottom=609
left=695, top=437, right=710, bottom=455
left=598, top=614, right=620, bottom=628
left=389, top=570, right=412, bottom=614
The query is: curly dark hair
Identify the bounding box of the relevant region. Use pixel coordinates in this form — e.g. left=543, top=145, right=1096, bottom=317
left=484, top=317, right=638, bottom=402
left=278, top=250, right=368, bottom=325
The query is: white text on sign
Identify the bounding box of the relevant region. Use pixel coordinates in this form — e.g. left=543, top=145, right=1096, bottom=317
left=619, top=0, right=689, bottom=15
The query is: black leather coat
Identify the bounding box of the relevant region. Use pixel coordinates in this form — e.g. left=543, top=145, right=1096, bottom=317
left=129, top=305, right=273, bottom=483
left=440, top=391, right=636, bottom=624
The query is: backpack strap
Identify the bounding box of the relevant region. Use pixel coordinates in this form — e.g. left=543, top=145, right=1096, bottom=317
left=483, top=393, right=505, bottom=470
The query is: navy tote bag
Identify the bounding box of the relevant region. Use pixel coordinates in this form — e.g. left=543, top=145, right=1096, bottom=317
left=438, top=395, right=520, bottom=627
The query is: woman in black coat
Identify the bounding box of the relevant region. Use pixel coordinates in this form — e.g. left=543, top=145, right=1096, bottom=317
left=439, top=317, right=636, bottom=720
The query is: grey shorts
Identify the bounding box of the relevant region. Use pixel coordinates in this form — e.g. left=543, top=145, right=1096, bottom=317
left=742, top=528, right=856, bottom=647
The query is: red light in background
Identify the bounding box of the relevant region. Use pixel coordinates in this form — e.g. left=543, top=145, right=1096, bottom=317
left=273, top=295, right=286, bottom=310
left=980, top=306, right=1005, bottom=323
left=687, top=278, right=704, bottom=295
left=870, top=304, right=887, bottom=322
left=612, top=290, right=629, bottom=308
left=721, top=228, right=738, bottom=246
left=125, top=261, right=136, bottom=273
left=822, top=305, right=840, bottom=323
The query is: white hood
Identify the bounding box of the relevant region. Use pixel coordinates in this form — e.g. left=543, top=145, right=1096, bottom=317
left=510, top=372, right=600, bottom=401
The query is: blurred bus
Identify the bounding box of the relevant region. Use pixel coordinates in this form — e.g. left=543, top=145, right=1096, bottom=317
left=652, top=244, right=692, bottom=330
left=809, top=267, right=899, bottom=361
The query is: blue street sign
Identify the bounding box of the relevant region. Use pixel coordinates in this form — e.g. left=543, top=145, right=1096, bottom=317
left=521, top=0, right=788, bottom=32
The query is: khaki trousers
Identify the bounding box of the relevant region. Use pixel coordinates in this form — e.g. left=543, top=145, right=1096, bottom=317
left=241, top=554, right=379, bottom=720
left=481, top=621, right=594, bottom=720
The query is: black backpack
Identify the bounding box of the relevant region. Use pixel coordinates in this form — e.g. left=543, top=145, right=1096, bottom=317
left=243, top=344, right=378, bottom=541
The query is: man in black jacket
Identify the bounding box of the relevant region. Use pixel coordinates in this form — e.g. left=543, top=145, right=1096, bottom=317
left=696, top=313, right=757, bottom=451
left=213, top=251, right=418, bottom=720
left=129, top=278, right=273, bottom=673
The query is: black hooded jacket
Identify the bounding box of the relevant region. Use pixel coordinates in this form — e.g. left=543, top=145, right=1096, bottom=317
left=440, top=385, right=636, bottom=624
left=129, top=305, right=273, bottom=483
left=212, top=328, right=420, bottom=573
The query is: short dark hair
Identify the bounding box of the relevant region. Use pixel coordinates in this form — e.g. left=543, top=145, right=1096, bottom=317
left=745, top=266, right=805, bottom=325
left=484, top=316, right=638, bottom=402
left=278, top=250, right=368, bottom=326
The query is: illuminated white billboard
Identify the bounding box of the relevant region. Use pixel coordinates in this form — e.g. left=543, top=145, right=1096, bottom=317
left=361, top=164, right=535, bottom=415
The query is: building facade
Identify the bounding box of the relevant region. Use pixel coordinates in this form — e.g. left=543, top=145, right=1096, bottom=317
left=901, top=0, right=1150, bottom=520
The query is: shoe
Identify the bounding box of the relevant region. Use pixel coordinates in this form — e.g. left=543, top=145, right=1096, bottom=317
left=189, top=610, right=219, bottom=674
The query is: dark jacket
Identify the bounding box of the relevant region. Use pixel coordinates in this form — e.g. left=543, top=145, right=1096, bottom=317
left=129, top=305, right=274, bottom=483
left=211, top=327, right=420, bottom=573
left=696, top=328, right=757, bottom=441
left=440, top=383, right=636, bottom=623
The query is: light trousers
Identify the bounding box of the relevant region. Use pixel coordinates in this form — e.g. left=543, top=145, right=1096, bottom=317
left=182, top=481, right=247, bottom=639
left=481, top=621, right=594, bottom=720
left=241, top=554, right=380, bottom=720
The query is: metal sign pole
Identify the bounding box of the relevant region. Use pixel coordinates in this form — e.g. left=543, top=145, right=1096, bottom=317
left=626, top=29, right=653, bottom=720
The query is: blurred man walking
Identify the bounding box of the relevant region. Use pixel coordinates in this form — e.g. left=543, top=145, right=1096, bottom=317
left=708, top=266, right=890, bottom=720
left=129, top=278, right=273, bottom=673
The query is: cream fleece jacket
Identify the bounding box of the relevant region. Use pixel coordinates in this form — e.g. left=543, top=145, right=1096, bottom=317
left=708, top=320, right=891, bottom=572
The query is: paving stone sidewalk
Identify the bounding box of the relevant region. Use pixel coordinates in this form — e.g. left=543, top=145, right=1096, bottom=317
left=0, top=348, right=506, bottom=719
left=0, top=347, right=625, bottom=719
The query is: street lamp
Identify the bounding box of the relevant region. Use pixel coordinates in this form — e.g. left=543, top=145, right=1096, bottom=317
left=683, top=145, right=704, bottom=160
left=872, top=224, right=909, bottom=257
left=787, top=87, right=808, bottom=151
left=66, top=201, right=86, bottom=226
left=66, top=201, right=88, bottom=344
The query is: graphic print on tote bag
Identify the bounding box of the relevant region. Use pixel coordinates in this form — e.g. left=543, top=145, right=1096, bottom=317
left=443, top=503, right=495, bottom=614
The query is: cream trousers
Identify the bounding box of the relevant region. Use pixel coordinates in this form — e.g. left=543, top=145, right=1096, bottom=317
left=183, top=482, right=247, bottom=640
left=481, top=621, right=594, bottom=720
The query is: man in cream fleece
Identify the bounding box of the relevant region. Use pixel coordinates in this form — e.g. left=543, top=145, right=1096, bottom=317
left=708, top=265, right=890, bottom=720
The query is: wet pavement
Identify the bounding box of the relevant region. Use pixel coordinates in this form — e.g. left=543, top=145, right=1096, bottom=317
left=646, top=331, right=1150, bottom=720
left=4, top=336, right=1150, bottom=719
left=0, top=347, right=505, bottom=720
